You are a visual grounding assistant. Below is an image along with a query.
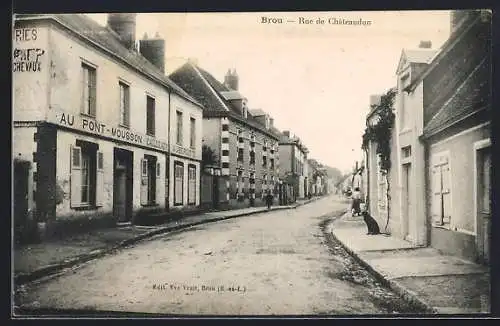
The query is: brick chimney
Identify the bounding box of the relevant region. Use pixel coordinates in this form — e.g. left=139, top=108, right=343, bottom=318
left=224, top=68, right=239, bottom=90
left=269, top=117, right=274, bottom=127
left=418, top=40, right=432, bottom=49
left=107, top=13, right=137, bottom=50
left=139, top=32, right=165, bottom=73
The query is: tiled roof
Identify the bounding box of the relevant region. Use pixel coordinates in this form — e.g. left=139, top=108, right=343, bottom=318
left=17, top=14, right=202, bottom=108
left=249, top=108, right=266, bottom=116
left=169, top=62, right=281, bottom=140
left=220, top=91, right=245, bottom=101
left=404, top=49, right=437, bottom=64
left=423, top=55, right=491, bottom=137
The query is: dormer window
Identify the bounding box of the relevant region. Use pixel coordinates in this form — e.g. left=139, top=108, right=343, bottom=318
left=243, top=106, right=248, bottom=119
left=265, top=115, right=270, bottom=129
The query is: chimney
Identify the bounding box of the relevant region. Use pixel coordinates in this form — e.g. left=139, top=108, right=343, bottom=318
left=269, top=117, right=274, bottom=127
left=139, top=32, right=165, bottom=73
left=107, top=13, right=137, bottom=49
left=283, top=130, right=290, bottom=138
left=418, top=40, right=432, bottom=49
left=224, top=68, right=239, bottom=90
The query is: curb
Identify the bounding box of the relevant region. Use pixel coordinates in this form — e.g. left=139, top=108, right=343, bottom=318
left=329, top=218, right=438, bottom=314
left=15, top=198, right=319, bottom=286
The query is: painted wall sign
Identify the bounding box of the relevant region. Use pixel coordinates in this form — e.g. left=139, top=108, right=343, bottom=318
left=171, top=144, right=196, bottom=159
left=13, top=48, right=45, bottom=72
left=48, top=111, right=169, bottom=151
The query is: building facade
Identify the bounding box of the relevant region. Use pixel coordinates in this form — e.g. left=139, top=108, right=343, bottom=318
left=365, top=10, right=491, bottom=264
left=12, top=14, right=203, bottom=241
left=278, top=131, right=309, bottom=202
left=169, top=64, right=281, bottom=209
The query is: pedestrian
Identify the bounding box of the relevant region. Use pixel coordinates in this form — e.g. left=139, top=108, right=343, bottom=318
left=265, top=190, right=274, bottom=210
left=351, top=187, right=361, bottom=216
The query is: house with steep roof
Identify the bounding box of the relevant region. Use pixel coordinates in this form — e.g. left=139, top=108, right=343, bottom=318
left=366, top=10, right=491, bottom=264
left=169, top=64, right=282, bottom=209
left=12, top=13, right=204, bottom=242
left=278, top=131, right=309, bottom=202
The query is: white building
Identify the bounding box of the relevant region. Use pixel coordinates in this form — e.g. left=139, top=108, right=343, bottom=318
left=13, top=14, right=203, bottom=239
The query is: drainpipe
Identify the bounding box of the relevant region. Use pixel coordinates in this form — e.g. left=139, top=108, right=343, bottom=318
left=166, top=91, right=171, bottom=211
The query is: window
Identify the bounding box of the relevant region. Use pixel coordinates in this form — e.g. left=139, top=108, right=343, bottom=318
left=190, top=117, right=196, bottom=149
left=146, top=96, right=155, bottom=136
left=174, top=162, right=184, bottom=205
left=70, top=141, right=103, bottom=208
left=270, top=158, right=275, bottom=169
left=263, top=156, right=267, bottom=168
left=188, top=165, right=196, bottom=205
left=238, top=148, right=244, bottom=162
left=237, top=170, right=243, bottom=193
left=431, top=153, right=451, bottom=226
left=119, top=82, right=130, bottom=127
left=402, top=146, right=412, bottom=158
left=250, top=151, right=255, bottom=165
left=140, top=155, right=158, bottom=205
left=81, top=63, right=96, bottom=116
left=176, top=110, right=183, bottom=145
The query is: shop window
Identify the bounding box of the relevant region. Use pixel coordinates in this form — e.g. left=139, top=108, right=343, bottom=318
left=81, top=62, right=96, bottom=117
left=70, top=141, right=102, bottom=208
left=140, top=155, right=158, bottom=206
left=174, top=161, right=184, bottom=205
left=188, top=164, right=196, bottom=205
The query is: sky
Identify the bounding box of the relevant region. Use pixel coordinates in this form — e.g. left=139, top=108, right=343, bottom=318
left=88, top=11, right=451, bottom=174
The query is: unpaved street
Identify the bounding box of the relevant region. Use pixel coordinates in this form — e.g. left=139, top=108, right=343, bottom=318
left=15, top=196, right=423, bottom=315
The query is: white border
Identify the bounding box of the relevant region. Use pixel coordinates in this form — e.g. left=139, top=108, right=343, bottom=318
left=473, top=138, right=491, bottom=236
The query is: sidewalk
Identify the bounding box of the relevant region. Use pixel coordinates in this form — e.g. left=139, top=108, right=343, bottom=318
left=330, top=212, right=491, bottom=314
left=14, top=197, right=320, bottom=286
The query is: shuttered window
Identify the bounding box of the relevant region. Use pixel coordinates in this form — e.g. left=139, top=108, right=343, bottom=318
left=140, top=156, right=158, bottom=205
left=188, top=165, right=196, bottom=205
left=431, top=154, right=452, bottom=226
left=174, top=162, right=184, bottom=205
left=119, top=82, right=130, bottom=127
left=70, top=143, right=102, bottom=208
left=81, top=63, right=96, bottom=116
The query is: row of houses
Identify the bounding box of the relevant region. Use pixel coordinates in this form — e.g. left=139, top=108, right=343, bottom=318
left=362, top=10, right=491, bottom=265
left=12, top=13, right=329, bottom=242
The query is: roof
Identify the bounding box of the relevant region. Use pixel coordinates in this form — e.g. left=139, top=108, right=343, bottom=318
left=406, top=13, right=483, bottom=93
left=249, top=108, right=266, bottom=117
left=396, top=48, right=437, bottom=74
left=15, top=14, right=202, bottom=108
left=220, top=91, right=245, bottom=101
left=169, top=62, right=281, bottom=139
left=423, top=55, right=491, bottom=137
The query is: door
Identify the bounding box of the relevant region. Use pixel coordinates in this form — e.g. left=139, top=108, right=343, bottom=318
left=14, top=161, right=30, bottom=243
left=476, top=145, right=491, bottom=264
left=213, top=175, right=220, bottom=209
left=402, top=163, right=412, bottom=240
left=114, top=167, right=127, bottom=222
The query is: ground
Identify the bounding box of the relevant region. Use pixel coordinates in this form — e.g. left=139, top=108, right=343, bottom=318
left=14, top=196, right=424, bottom=315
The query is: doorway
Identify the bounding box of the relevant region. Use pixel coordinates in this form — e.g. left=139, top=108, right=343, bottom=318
left=475, top=142, right=491, bottom=264
left=14, top=160, right=30, bottom=244
left=114, top=148, right=133, bottom=223
left=402, top=163, right=412, bottom=240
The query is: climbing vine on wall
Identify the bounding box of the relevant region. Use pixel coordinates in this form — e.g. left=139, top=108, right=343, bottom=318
left=361, top=88, right=396, bottom=173
left=361, top=88, right=396, bottom=232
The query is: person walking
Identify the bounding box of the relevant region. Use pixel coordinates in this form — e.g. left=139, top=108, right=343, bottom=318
left=265, top=190, right=274, bottom=210
left=351, top=187, right=361, bottom=216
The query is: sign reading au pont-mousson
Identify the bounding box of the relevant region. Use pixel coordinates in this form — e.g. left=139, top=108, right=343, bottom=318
left=47, top=110, right=169, bottom=152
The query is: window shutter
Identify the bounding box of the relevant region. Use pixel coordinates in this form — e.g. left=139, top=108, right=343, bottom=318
left=140, top=158, right=148, bottom=205
left=156, top=162, right=161, bottom=204
left=431, top=166, right=442, bottom=225
left=90, top=69, right=96, bottom=116
left=441, top=163, right=451, bottom=224
left=70, top=145, right=82, bottom=208
left=156, top=162, right=161, bottom=178
left=96, top=151, right=104, bottom=206
left=124, top=86, right=130, bottom=126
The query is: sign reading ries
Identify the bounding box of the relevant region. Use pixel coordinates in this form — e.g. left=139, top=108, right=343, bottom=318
left=48, top=111, right=169, bottom=152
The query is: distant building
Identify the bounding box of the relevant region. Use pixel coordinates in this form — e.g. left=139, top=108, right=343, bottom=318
left=278, top=131, right=309, bottom=202
left=169, top=64, right=281, bottom=209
